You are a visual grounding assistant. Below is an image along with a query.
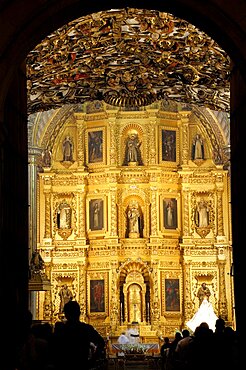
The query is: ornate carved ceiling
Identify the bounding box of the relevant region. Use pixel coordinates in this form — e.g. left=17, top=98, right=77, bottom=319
left=26, top=8, right=230, bottom=114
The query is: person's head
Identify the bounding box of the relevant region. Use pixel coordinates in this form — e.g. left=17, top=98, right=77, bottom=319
left=201, top=282, right=206, bottom=289
left=215, top=317, right=225, bottom=332
left=63, top=300, right=81, bottom=321
left=182, top=329, right=190, bottom=338
left=164, top=337, right=170, bottom=343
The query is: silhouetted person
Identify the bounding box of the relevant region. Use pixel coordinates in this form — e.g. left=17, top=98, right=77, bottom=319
left=52, top=300, right=105, bottom=370
left=52, top=301, right=91, bottom=370
left=160, top=337, right=171, bottom=370
left=16, top=310, right=52, bottom=370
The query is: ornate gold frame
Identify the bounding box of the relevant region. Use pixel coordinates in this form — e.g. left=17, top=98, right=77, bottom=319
left=160, top=195, right=180, bottom=233
left=161, top=271, right=182, bottom=316
left=85, top=126, right=106, bottom=166
left=159, top=126, right=179, bottom=165
left=86, top=195, right=107, bottom=235
left=87, top=271, right=108, bottom=316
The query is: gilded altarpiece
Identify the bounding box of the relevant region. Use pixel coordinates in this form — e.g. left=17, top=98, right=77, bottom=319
left=35, top=101, right=234, bottom=342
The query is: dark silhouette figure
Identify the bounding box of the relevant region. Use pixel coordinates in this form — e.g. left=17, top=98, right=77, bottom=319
left=52, top=300, right=105, bottom=370
left=160, top=337, right=171, bottom=370
left=16, top=310, right=52, bottom=370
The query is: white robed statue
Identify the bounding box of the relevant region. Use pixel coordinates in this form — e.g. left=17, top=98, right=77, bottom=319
left=186, top=296, right=218, bottom=332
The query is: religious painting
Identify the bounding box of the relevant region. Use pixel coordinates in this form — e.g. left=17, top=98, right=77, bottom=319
left=165, top=278, right=180, bottom=312
left=86, top=127, right=105, bottom=165
left=89, top=199, right=104, bottom=231
left=90, top=279, right=105, bottom=313
left=159, top=128, right=178, bottom=164
left=163, top=198, right=178, bottom=229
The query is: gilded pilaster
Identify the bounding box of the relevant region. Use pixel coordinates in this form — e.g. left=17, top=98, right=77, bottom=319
left=78, top=261, right=87, bottom=321
left=148, top=120, right=156, bottom=165
left=110, top=188, right=118, bottom=236
left=108, top=118, right=117, bottom=166
left=77, top=120, right=86, bottom=169
left=218, top=259, right=228, bottom=319
left=217, top=189, right=224, bottom=236
left=43, top=262, right=52, bottom=320
left=183, top=260, right=193, bottom=321
left=180, top=112, right=190, bottom=165
left=77, top=191, right=86, bottom=238
left=109, top=262, right=119, bottom=330
left=151, top=261, right=160, bottom=329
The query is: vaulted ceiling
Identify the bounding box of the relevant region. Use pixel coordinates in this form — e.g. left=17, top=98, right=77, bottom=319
left=26, top=8, right=230, bottom=115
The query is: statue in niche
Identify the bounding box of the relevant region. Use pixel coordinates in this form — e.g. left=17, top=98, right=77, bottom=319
left=126, top=201, right=143, bottom=238
left=123, top=130, right=143, bottom=166
left=57, top=201, right=72, bottom=229
left=62, top=136, right=73, bottom=161
left=192, top=133, right=205, bottom=160
left=195, top=199, right=209, bottom=228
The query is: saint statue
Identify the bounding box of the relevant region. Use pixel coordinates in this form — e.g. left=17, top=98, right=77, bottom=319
left=62, top=136, right=73, bottom=161
left=192, top=134, right=205, bottom=160
left=123, top=130, right=143, bottom=166
left=127, top=202, right=141, bottom=237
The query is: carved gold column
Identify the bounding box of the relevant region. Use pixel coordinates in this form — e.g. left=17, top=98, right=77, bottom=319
left=182, top=260, right=193, bottom=322
left=78, top=261, right=87, bottom=321
left=77, top=190, right=86, bottom=239
left=43, top=262, right=52, bottom=320
left=218, top=257, right=228, bottom=320
left=151, top=261, right=160, bottom=329
left=110, top=186, right=118, bottom=236
left=77, top=117, right=86, bottom=169
left=183, top=190, right=190, bottom=237
left=110, top=262, right=119, bottom=331
left=216, top=185, right=224, bottom=236
left=108, top=117, right=117, bottom=166
left=179, top=112, right=190, bottom=166
left=44, top=190, right=52, bottom=239
left=148, top=120, right=156, bottom=165
left=150, top=186, right=158, bottom=236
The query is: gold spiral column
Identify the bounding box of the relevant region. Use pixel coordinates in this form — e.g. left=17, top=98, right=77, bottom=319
left=44, top=190, right=52, bottom=240
left=150, top=186, right=158, bottom=237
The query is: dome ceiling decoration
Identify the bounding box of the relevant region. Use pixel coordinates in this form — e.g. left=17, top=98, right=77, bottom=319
left=26, top=8, right=230, bottom=114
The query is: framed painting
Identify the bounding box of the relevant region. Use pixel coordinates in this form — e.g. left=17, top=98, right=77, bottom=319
left=89, top=198, right=104, bottom=231
left=165, top=278, right=180, bottom=312
left=86, top=127, right=106, bottom=165
left=90, top=279, right=105, bottom=313
left=163, top=198, right=178, bottom=230
left=159, top=127, right=179, bottom=164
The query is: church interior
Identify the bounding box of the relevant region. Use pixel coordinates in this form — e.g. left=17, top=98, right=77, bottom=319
left=0, top=2, right=246, bottom=367
left=27, top=8, right=233, bottom=342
